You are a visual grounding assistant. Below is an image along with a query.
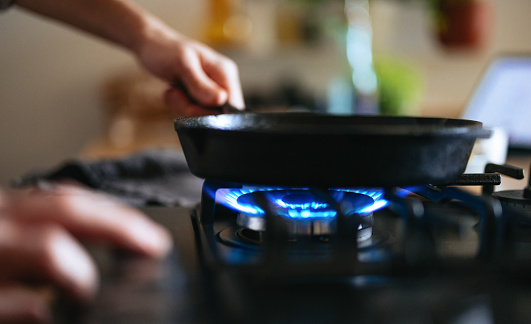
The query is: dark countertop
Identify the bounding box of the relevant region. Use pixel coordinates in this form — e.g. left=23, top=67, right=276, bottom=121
left=61, top=206, right=200, bottom=324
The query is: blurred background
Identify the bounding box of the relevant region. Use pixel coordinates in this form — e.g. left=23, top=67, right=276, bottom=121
left=1, top=0, right=530, bottom=186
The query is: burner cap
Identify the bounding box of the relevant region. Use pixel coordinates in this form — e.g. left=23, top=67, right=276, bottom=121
left=235, top=190, right=375, bottom=238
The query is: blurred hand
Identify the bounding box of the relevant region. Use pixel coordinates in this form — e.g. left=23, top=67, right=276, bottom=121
left=15, top=0, right=245, bottom=118
left=135, top=26, right=245, bottom=116
left=0, top=184, right=172, bottom=323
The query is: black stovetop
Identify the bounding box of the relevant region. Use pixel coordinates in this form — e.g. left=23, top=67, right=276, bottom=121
left=63, top=159, right=531, bottom=324
left=71, top=201, right=531, bottom=324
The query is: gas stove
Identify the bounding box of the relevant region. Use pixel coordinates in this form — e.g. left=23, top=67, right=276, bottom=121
left=78, top=161, right=531, bottom=324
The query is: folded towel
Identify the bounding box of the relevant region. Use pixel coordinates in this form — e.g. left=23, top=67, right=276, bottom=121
left=13, top=149, right=203, bottom=207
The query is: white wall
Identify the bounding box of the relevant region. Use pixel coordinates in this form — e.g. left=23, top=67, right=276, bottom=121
left=0, top=0, right=205, bottom=185
left=370, top=0, right=531, bottom=117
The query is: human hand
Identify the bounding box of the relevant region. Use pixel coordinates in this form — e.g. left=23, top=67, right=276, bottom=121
left=135, top=23, right=245, bottom=117
left=0, top=184, right=172, bottom=323
left=14, top=0, right=245, bottom=117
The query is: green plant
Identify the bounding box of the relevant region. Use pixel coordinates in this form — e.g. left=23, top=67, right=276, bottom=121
left=374, top=57, right=423, bottom=116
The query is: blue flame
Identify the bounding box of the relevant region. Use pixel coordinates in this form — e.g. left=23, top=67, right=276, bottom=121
left=216, top=187, right=389, bottom=219
left=333, top=188, right=389, bottom=214
left=215, top=187, right=281, bottom=216
left=276, top=199, right=334, bottom=218
left=269, top=191, right=347, bottom=219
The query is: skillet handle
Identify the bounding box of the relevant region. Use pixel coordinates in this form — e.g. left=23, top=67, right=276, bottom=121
left=171, top=81, right=246, bottom=114
left=219, top=101, right=246, bottom=114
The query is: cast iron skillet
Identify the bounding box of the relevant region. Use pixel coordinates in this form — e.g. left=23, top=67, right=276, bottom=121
left=174, top=113, right=491, bottom=187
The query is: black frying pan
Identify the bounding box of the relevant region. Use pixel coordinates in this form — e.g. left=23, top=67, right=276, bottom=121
left=174, top=113, right=491, bottom=187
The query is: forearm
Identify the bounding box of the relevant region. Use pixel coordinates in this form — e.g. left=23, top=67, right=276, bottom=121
left=13, top=0, right=245, bottom=111
left=15, top=0, right=174, bottom=54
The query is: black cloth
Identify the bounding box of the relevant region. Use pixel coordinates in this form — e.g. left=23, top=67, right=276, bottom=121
left=0, top=0, right=15, bottom=10
left=13, top=149, right=203, bottom=207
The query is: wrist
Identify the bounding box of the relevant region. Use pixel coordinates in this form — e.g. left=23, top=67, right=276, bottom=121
left=130, top=14, right=177, bottom=56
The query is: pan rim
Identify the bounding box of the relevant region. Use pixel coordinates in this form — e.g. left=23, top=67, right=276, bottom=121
left=174, top=113, right=490, bottom=138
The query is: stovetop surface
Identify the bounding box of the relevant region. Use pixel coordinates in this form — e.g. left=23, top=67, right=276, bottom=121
left=52, top=154, right=531, bottom=323
left=67, top=201, right=531, bottom=324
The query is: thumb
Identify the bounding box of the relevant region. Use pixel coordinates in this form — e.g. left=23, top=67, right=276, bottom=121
left=179, top=51, right=228, bottom=107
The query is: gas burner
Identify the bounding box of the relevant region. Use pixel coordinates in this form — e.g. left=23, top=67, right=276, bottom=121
left=216, top=187, right=388, bottom=215
left=237, top=190, right=375, bottom=218
left=235, top=190, right=375, bottom=239
left=215, top=188, right=386, bottom=239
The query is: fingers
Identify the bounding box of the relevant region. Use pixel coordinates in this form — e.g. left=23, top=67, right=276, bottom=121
left=200, top=51, right=245, bottom=110
left=164, top=88, right=224, bottom=117
left=0, top=219, right=98, bottom=301
left=8, top=184, right=172, bottom=259
left=178, top=46, right=228, bottom=107
left=176, top=44, right=245, bottom=114
left=0, top=184, right=174, bottom=322
left=133, top=18, right=244, bottom=116
left=0, top=286, right=52, bottom=324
